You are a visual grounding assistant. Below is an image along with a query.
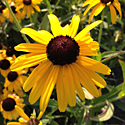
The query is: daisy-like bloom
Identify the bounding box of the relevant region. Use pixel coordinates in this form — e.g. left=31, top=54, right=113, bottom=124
left=7, top=105, right=43, bottom=125
left=15, top=0, right=43, bottom=18
left=4, top=2, right=24, bottom=22
left=0, top=94, right=24, bottom=120
left=0, top=57, right=15, bottom=77
left=3, top=69, right=27, bottom=97
left=82, top=0, right=122, bottom=24
left=11, top=14, right=111, bottom=112
left=1, top=48, right=16, bottom=59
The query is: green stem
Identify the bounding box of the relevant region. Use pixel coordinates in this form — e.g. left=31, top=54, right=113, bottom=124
left=89, top=96, right=124, bottom=109
left=3, top=0, right=30, bottom=43
left=113, top=115, right=125, bottom=123
left=98, top=10, right=105, bottom=45
left=101, top=51, right=125, bottom=63
left=44, top=0, right=52, bottom=14
left=52, top=0, right=60, bottom=13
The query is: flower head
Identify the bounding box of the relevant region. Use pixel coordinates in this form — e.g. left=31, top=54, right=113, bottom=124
left=4, top=69, right=27, bottom=97
left=7, top=105, right=42, bottom=125
left=0, top=57, right=15, bottom=77
left=0, top=94, right=25, bottom=120
left=15, top=0, right=43, bottom=18
left=11, top=14, right=111, bottom=112
left=83, top=0, right=122, bottom=24
left=4, top=2, right=24, bottom=22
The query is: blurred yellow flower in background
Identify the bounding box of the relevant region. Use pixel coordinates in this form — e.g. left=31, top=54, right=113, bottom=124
left=15, top=0, right=43, bottom=18
left=83, top=0, right=122, bottom=24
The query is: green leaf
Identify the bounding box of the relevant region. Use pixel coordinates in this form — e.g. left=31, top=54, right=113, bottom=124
left=118, top=60, right=125, bottom=97
left=40, top=12, right=50, bottom=31
left=89, top=101, right=114, bottom=122
left=101, top=51, right=120, bottom=59
left=90, top=84, right=122, bottom=105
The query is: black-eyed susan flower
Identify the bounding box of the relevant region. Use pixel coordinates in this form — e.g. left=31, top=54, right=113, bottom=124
left=4, top=2, right=23, bottom=22
left=15, top=0, right=43, bottom=18
left=4, top=69, right=27, bottom=97
left=7, top=105, right=43, bottom=125
left=0, top=94, right=25, bottom=120
left=0, top=57, right=15, bottom=77
left=83, top=0, right=122, bottom=24
left=1, top=48, right=16, bottom=60
left=11, top=14, right=111, bottom=112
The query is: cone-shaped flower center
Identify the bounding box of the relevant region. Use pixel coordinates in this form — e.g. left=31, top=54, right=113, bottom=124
left=0, top=43, right=2, bottom=49
left=6, top=48, right=14, bottom=57
left=7, top=71, right=18, bottom=82
left=101, top=0, right=114, bottom=4
left=28, top=118, right=39, bottom=125
left=2, top=97, right=16, bottom=111
left=0, top=59, right=10, bottom=70
left=11, top=6, right=17, bottom=14
left=46, top=35, right=79, bottom=65
left=23, top=0, right=32, bottom=5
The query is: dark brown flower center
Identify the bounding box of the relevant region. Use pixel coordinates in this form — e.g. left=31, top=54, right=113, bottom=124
left=11, top=6, right=17, bottom=14
left=46, top=35, right=79, bottom=65
left=6, top=48, right=14, bottom=57
left=7, top=71, right=18, bottom=82
left=0, top=43, right=2, bottom=49
left=101, top=0, right=114, bottom=4
left=2, top=97, right=16, bottom=111
left=23, top=0, right=32, bottom=5
left=28, top=118, right=40, bottom=125
left=0, top=59, right=10, bottom=70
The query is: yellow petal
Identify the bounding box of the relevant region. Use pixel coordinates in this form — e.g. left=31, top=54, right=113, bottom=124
left=15, top=105, right=30, bottom=121
left=77, top=56, right=111, bottom=75
left=94, top=3, right=105, bottom=16
left=7, top=122, right=20, bottom=125
left=83, top=0, right=100, bottom=16
left=72, top=62, right=99, bottom=97
left=113, top=1, right=122, bottom=19
left=23, top=59, right=51, bottom=92
left=75, top=20, right=102, bottom=41
left=14, top=43, right=46, bottom=53
left=67, top=15, right=80, bottom=38
left=40, top=65, right=59, bottom=113
left=21, top=28, right=52, bottom=45
left=32, top=4, right=40, bottom=12
left=81, top=67, right=107, bottom=88
left=11, top=53, right=47, bottom=71
left=109, top=4, right=116, bottom=24
left=48, top=14, right=62, bottom=37
left=29, top=61, right=53, bottom=104
left=69, top=64, right=85, bottom=101
left=56, top=66, right=67, bottom=112
left=63, top=65, right=76, bottom=107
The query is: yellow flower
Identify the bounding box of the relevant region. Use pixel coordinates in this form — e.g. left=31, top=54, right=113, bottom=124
left=0, top=94, right=25, bottom=120
left=4, top=2, right=24, bottom=22
left=11, top=14, right=111, bottom=112
left=4, top=69, right=27, bottom=97
left=1, top=48, right=16, bottom=60
left=7, top=105, right=43, bottom=125
left=83, top=0, right=122, bottom=24
left=0, top=57, right=15, bottom=77
left=15, top=0, right=43, bottom=18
